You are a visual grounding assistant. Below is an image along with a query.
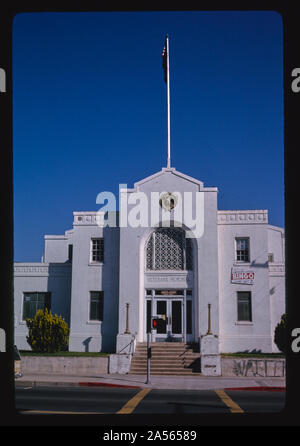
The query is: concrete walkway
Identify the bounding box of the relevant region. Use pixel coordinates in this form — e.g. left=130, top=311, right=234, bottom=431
left=15, top=373, right=286, bottom=390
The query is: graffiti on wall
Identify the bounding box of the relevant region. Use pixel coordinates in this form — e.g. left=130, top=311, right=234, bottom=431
left=232, top=359, right=285, bottom=377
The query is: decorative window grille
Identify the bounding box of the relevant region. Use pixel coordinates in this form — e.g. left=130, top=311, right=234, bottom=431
left=146, top=232, right=153, bottom=270
left=146, top=228, right=193, bottom=271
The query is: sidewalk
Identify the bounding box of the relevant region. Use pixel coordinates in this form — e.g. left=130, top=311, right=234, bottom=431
left=15, top=373, right=286, bottom=391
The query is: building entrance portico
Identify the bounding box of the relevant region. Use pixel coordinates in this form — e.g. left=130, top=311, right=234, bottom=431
left=143, top=226, right=196, bottom=343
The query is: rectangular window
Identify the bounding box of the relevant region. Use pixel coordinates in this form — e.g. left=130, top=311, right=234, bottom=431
left=23, top=292, right=51, bottom=320
left=91, top=238, right=104, bottom=263
left=68, top=244, right=73, bottom=262
left=171, top=301, right=182, bottom=334
left=89, top=291, right=104, bottom=321
left=235, top=238, right=250, bottom=262
left=186, top=300, right=192, bottom=334
left=237, top=291, right=252, bottom=321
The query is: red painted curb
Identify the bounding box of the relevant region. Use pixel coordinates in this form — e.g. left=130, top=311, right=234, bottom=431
left=78, top=382, right=141, bottom=389
left=225, top=387, right=286, bottom=392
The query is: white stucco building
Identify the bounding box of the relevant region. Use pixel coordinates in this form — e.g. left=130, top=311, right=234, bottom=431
left=14, top=167, right=285, bottom=356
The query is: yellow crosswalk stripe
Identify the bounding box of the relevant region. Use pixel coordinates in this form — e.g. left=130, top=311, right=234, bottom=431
left=215, top=390, right=244, bottom=413
left=117, top=388, right=151, bottom=414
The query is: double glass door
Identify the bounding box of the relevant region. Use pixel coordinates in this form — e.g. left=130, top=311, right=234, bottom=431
left=146, top=290, right=193, bottom=342
left=155, top=299, right=182, bottom=338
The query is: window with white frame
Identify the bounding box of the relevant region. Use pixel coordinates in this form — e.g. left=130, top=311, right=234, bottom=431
left=237, top=291, right=252, bottom=322
left=90, top=238, right=104, bottom=263
left=89, top=291, right=104, bottom=321
left=23, top=292, right=51, bottom=320
left=235, top=237, right=250, bottom=262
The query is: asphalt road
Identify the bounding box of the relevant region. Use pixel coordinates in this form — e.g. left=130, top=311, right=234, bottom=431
left=15, top=385, right=286, bottom=415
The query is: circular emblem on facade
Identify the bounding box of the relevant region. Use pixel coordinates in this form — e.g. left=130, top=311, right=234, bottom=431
left=159, top=192, right=178, bottom=211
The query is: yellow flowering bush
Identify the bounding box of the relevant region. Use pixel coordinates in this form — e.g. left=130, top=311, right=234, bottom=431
left=26, top=308, right=70, bottom=353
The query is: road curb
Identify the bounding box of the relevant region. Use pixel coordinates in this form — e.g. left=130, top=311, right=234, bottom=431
left=16, top=380, right=80, bottom=387
left=78, top=382, right=141, bottom=389
left=15, top=377, right=286, bottom=391
left=15, top=380, right=142, bottom=389
left=224, top=386, right=286, bottom=392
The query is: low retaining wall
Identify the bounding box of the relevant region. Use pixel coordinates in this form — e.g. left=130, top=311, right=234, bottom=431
left=21, top=355, right=285, bottom=378
left=221, top=357, right=285, bottom=377
left=21, top=356, right=109, bottom=376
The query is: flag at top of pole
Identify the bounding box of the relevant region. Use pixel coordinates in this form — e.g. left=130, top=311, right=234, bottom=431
left=162, top=37, right=168, bottom=83
left=162, top=35, right=171, bottom=169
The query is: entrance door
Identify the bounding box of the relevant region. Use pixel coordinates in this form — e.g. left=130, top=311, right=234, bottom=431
left=154, top=299, right=183, bottom=341
left=145, top=290, right=194, bottom=342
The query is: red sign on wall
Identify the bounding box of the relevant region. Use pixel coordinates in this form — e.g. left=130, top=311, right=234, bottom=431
left=231, top=268, right=255, bottom=284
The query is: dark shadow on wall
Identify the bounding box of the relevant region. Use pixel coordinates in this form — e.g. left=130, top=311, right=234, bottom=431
left=250, top=260, right=269, bottom=268
left=47, top=263, right=72, bottom=327
left=100, top=224, right=120, bottom=353
left=83, top=337, right=92, bottom=352
left=237, top=349, right=262, bottom=354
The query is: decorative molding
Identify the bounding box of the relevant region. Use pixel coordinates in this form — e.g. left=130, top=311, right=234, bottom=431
left=14, top=266, right=48, bottom=274
left=14, top=263, right=71, bottom=277
left=134, top=168, right=205, bottom=190
left=269, top=263, right=285, bottom=276
left=44, top=235, right=66, bottom=240
left=144, top=271, right=193, bottom=288
left=218, top=210, right=268, bottom=225
left=73, top=212, right=104, bottom=226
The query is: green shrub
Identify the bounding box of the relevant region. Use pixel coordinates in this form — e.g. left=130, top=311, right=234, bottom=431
left=274, top=313, right=287, bottom=354
left=26, top=308, right=70, bottom=353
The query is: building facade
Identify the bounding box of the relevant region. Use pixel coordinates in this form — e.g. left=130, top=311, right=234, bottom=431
left=14, top=168, right=285, bottom=354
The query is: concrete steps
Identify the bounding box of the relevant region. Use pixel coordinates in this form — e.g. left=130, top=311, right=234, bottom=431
left=129, top=342, right=201, bottom=375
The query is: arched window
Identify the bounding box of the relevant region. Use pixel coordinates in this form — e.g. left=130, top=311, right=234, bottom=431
left=146, top=227, right=193, bottom=271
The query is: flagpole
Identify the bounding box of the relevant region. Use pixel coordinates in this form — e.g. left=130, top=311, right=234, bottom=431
left=166, top=35, right=171, bottom=169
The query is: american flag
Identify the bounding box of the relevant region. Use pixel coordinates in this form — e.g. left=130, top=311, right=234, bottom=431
left=162, top=38, right=168, bottom=83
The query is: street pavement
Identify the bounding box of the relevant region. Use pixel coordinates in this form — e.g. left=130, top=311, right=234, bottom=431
left=15, top=385, right=286, bottom=415
left=14, top=372, right=287, bottom=417
left=15, top=372, right=286, bottom=390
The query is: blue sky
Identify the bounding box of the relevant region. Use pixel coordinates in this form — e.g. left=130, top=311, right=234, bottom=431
left=13, top=11, right=284, bottom=262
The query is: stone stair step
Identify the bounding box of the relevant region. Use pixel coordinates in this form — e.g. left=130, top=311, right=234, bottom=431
left=129, top=342, right=200, bottom=375
left=130, top=366, right=196, bottom=371
left=140, top=357, right=193, bottom=360
left=130, top=371, right=200, bottom=375
left=132, top=353, right=199, bottom=358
